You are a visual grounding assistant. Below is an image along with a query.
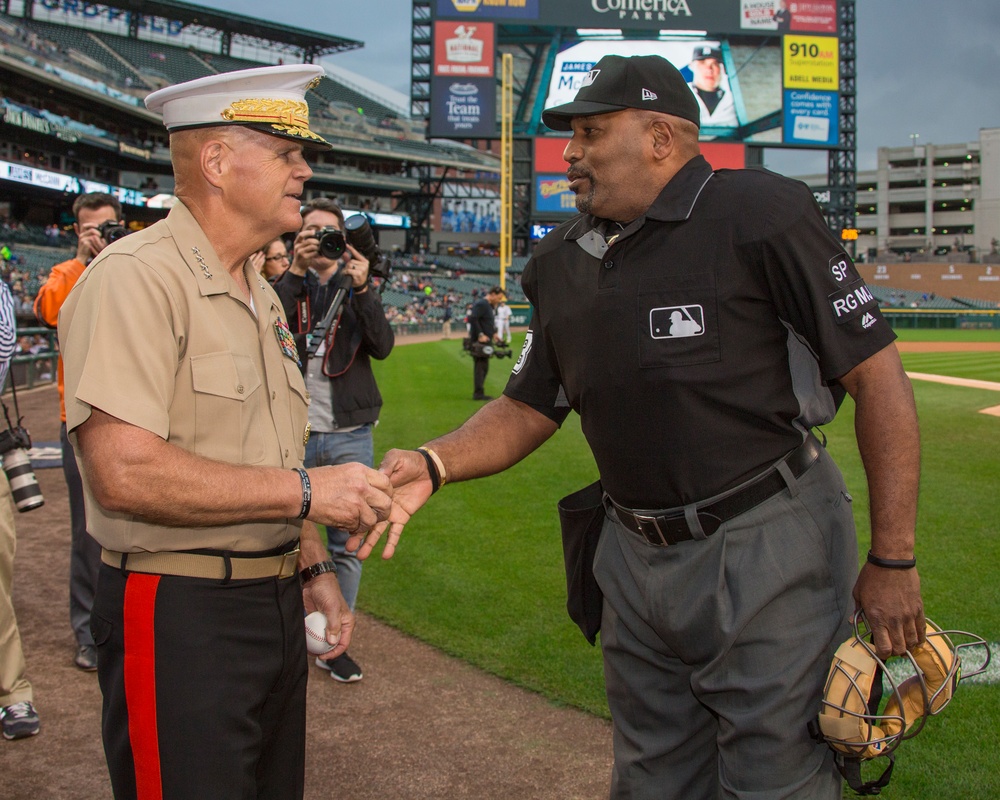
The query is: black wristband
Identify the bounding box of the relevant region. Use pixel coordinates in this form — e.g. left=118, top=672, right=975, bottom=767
left=415, top=448, right=440, bottom=494
left=292, top=467, right=312, bottom=519
left=299, top=559, right=337, bottom=584
left=866, top=550, right=917, bottom=570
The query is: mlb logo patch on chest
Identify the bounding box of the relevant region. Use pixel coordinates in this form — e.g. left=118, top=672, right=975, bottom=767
left=649, top=305, right=705, bottom=339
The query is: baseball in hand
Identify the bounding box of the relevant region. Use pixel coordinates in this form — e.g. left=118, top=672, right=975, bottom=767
left=304, top=611, right=337, bottom=656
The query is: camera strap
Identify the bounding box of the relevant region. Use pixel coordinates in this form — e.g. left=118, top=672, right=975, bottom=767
left=1, top=364, right=24, bottom=431
left=320, top=313, right=362, bottom=378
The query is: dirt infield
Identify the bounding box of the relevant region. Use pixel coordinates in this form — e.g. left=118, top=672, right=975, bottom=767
left=1, top=382, right=612, bottom=800
left=895, top=341, right=1000, bottom=352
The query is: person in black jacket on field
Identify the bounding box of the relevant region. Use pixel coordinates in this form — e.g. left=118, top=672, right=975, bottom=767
left=468, top=285, right=504, bottom=401
left=273, top=197, right=394, bottom=683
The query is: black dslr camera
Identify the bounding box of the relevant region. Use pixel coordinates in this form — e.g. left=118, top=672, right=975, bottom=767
left=0, top=424, right=44, bottom=512
left=315, top=214, right=391, bottom=280
left=97, top=220, right=129, bottom=243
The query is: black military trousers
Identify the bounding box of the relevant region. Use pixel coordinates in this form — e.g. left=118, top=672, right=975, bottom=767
left=91, top=563, right=308, bottom=800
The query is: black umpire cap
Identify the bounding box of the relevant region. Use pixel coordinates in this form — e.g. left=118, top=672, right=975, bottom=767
left=541, top=54, right=701, bottom=131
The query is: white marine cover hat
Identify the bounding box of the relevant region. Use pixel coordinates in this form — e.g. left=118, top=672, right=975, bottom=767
left=144, top=64, right=332, bottom=149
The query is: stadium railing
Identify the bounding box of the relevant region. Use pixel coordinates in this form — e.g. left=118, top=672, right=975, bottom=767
left=6, top=326, right=57, bottom=392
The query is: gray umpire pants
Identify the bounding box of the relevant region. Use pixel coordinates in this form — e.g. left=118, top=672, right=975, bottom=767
left=595, top=448, right=857, bottom=800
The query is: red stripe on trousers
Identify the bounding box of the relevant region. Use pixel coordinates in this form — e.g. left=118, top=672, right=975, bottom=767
left=124, top=574, right=163, bottom=800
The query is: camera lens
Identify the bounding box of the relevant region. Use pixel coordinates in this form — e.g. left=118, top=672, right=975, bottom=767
left=98, top=221, right=128, bottom=243
left=2, top=448, right=45, bottom=512
left=344, top=215, right=376, bottom=261
left=317, top=227, right=346, bottom=260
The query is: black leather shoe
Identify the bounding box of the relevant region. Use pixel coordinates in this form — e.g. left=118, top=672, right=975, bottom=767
left=74, top=644, right=97, bottom=672
left=473, top=394, right=494, bottom=401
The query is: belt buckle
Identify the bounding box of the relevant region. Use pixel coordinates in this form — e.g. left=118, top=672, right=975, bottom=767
left=632, top=513, right=671, bottom=547
left=278, top=548, right=301, bottom=580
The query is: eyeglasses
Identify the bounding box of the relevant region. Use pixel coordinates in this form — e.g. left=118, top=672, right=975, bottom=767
left=264, top=253, right=290, bottom=262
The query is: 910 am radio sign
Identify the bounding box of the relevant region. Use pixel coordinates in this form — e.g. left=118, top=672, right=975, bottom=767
left=782, top=35, right=839, bottom=90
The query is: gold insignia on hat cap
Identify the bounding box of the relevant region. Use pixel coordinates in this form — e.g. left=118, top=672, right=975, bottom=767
left=144, top=64, right=332, bottom=150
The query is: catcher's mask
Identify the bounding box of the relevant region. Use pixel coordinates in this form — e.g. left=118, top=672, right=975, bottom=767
left=813, top=612, right=990, bottom=795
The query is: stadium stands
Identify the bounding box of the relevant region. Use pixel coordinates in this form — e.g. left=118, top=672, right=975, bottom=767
left=954, top=296, right=1000, bottom=309
left=9, top=16, right=149, bottom=89
left=100, top=33, right=214, bottom=86
left=9, top=232, right=995, bottom=335
left=308, top=76, right=399, bottom=128
left=867, top=285, right=969, bottom=310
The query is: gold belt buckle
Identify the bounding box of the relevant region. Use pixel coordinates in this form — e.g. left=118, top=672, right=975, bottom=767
left=278, top=548, right=301, bottom=580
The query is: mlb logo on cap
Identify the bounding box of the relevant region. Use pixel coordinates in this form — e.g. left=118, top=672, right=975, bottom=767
left=144, top=64, right=332, bottom=150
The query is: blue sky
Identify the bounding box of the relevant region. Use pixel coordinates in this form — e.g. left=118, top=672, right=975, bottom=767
left=196, top=0, right=1000, bottom=173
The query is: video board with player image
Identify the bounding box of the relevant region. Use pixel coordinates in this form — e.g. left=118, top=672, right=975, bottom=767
left=543, top=38, right=783, bottom=141
left=429, top=0, right=842, bottom=148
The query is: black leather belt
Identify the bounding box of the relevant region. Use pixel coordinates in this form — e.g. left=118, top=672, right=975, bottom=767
left=607, top=435, right=823, bottom=547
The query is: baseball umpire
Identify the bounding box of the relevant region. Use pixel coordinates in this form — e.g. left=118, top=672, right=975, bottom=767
left=371, top=54, right=924, bottom=800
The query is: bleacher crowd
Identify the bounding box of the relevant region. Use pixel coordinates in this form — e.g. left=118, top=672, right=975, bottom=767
left=6, top=221, right=1000, bottom=378
left=0, top=225, right=529, bottom=388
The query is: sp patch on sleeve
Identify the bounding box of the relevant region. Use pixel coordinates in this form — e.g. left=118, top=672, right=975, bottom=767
left=828, top=279, right=878, bottom=325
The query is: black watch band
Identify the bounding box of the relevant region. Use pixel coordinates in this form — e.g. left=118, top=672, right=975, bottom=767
left=299, top=559, right=338, bottom=584
left=866, top=550, right=917, bottom=570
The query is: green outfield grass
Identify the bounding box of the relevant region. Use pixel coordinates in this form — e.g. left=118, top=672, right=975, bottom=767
left=362, top=330, right=998, bottom=798
left=901, top=352, right=1000, bottom=382
left=892, top=328, right=1000, bottom=343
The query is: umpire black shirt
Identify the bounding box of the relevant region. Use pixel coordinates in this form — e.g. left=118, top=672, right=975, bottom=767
left=504, top=155, right=895, bottom=509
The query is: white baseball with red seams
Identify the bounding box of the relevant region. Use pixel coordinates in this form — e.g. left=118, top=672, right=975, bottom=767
left=304, top=611, right=336, bottom=655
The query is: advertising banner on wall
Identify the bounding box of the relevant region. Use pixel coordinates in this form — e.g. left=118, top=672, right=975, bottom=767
left=535, top=175, right=576, bottom=214
left=429, top=20, right=496, bottom=137
left=781, top=33, right=838, bottom=146
left=533, top=137, right=574, bottom=215
left=434, top=21, right=495, bottom=77
left=783, top=90, right=838, bottom=145
left=429, top=77, right=496, bottom=137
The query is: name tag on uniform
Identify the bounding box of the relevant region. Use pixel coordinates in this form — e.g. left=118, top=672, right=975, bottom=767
left=273, top=319, right=300, bottom=365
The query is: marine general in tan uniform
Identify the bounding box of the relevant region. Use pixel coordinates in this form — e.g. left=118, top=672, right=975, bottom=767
left=58, top=65, right=397, bottom=800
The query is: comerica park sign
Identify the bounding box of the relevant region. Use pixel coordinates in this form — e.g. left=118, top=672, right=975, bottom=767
left=590, top=0, right=694, bottom=21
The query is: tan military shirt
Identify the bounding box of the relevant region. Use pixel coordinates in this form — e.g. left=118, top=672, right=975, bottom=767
left=59, top=201, right=309, bottom=553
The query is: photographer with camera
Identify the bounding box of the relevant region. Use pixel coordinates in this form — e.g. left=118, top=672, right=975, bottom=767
left=33, top=192, right=124, bottom=673
left=0, top=278, right=40, bottom=740
left=468, top=286, right=505, bottom=401
left=273, top=197, right=394, bottom=684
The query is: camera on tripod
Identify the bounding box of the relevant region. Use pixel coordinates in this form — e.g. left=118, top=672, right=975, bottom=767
left=315, top=214, right=391, bottom=280
left=0, top=425, right=44, bottom=512
left=97, top=220, right=129, bottom=243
